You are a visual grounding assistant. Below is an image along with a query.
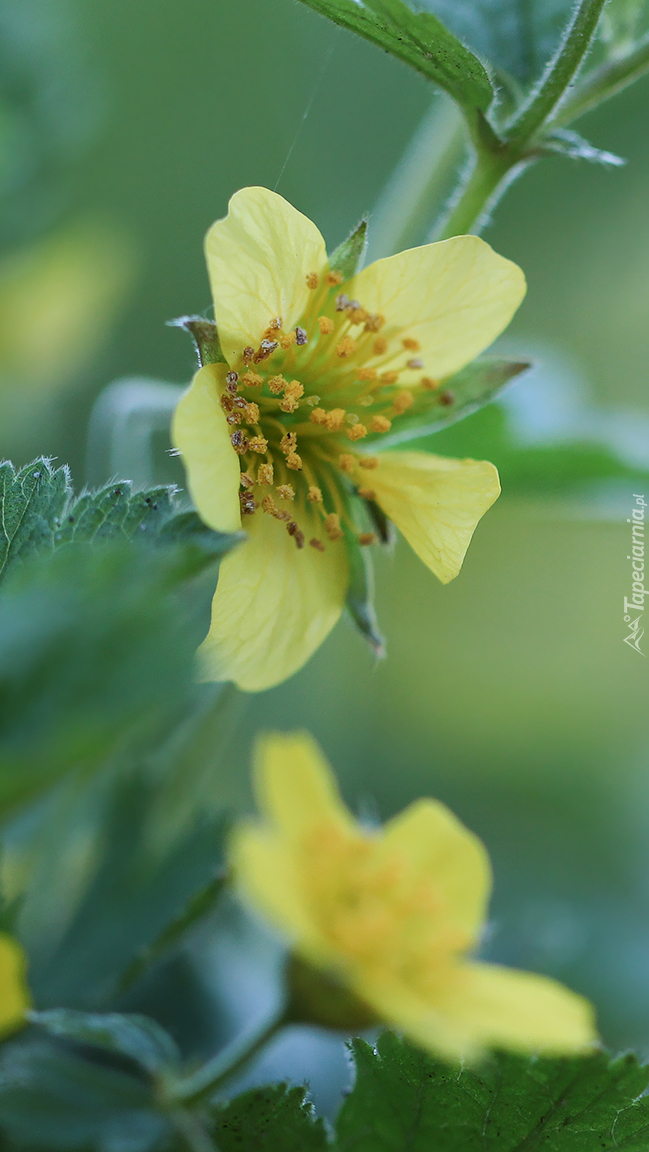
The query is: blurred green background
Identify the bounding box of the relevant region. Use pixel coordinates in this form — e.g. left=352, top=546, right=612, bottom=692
left=1, top=0, right=649, bottom=1099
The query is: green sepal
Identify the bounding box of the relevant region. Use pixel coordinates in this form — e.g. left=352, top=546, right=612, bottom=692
left=285, top=953, right=379, bottom=1031
left=329, top=218, right=368, bottom=280
left=539, top=127, right=625, bottom=166
left=167, top=314, right=229, bottom=366
left=343, top=523, right=385, bottom=657
left=370, top=357, right=531, bottom=447
left=296, top=0, right=495, bottom=112
left=29, top=1009, right=181, bottom=1077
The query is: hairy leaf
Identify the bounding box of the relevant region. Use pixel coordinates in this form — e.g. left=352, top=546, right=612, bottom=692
left=337, top=1033, right=649, bottom=1151
left=29, top=1009, right=181, bottom=1076
left=296, top=0, right=495, bottom=111
left=212, top=1084, right=328, bottom=1151
left=0, top=459, right=71, bottom=581
left=540, top=128, right=625, bottom=166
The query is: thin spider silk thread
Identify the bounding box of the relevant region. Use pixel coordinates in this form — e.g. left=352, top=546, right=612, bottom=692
left=273, top=28, right=338, bottom=192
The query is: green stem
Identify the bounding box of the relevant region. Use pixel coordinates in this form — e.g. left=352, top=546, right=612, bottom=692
left=551, top=31, right=649, bottom=125
left=172, top=1014, right=286, bottom=1109
left=506, top=0, right=609, bottom=145
left=170, top=1110, right=219, bottom=1152
left=434, top=149, right=523, bottom=239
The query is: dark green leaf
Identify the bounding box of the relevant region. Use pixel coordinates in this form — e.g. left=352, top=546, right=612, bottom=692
left=0, top=459, right=72, bottom=582
left=29, top=1009, right=181, bottom=1076
left=56, top=483, right=176, bottom=546
left=167, top=315, right=229, bottom=366
left=329, top=219, right=368, bottom=280
left=297, top=0, right=495, bottom=111
left=539, top=128, right=625, bottom=166
left=337, top=1033, right=649, bottom=1151
left=0, top=1032, right=169, bottom=1150
left=157, top=511, right=244, bottom=575
left=212, top=1084, right=328, bottom=1151
left=370, top=358, right=530, bottom=447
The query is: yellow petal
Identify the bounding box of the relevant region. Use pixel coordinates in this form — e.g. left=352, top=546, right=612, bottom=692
left=346, top=235, right=525, bottom=380
left=230, top=825, right=322, bottom=950
left=254, top=731, right=353, bottom=839
left=370, top=450, right=500, bottom=583
left=205, top=187, right=328, bottom=365
left=172, top=363, right=242, bottom=533
left=382, top=799, right=491, bottom=948
left=364, top=961, right=597, bottom=1062
left=0, top=934, right=30, bottom=1038
left=199, top=506, right=348, bottom=691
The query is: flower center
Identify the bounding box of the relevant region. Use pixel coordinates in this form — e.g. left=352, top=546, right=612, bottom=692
left=220, top=270, right=450, bottom=552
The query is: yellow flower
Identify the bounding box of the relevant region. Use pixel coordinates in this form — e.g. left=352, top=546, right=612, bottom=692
left=231, top=732, right=597, bottom=1061
left=173, top=187, right=526, bottom=691
left=0, top=933, right=30, bottom=1038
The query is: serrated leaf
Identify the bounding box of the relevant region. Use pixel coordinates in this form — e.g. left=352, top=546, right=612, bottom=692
left=337, top=1033, right=649, bottom=1151
left=329, top=219, right=368, bottom=279
left=540, top=128, right=626, bottom=166
left=373, top=358, right=530, bottom=448
left=297, top=0, right=495, bottom=111
left=29, top=1009, right=181, bottom=1075
left=0, top=459, right=72, bottom=581
left=157, top=510, right=244, bottom=574
left=212, top=1084, right=328, bottom=1151
left=57, top=482, right=176, bottom=546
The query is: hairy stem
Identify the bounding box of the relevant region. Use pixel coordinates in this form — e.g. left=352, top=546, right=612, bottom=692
left=172, top=1014, right=285, bottom=1108
left=434, top=149, right=524, bottom=239
left=551, top=31, right=649, bottom=124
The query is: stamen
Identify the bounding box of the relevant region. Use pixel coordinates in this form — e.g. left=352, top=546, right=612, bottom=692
left=407, top=358, right=423, bottom=370
left=364, top=314, right=385, bottom=332
left=345, top=413, right=359, bottom=425
left=279, top=333, right=295, bottom=350
left=257, top=463, right=274, bottom=485
left=358, top=532, right=376, bottom=546
left=348, top=306, right=369, bottom=325
left=240, top=472, right=255, bottom=488
left=359, top=395, right=374, bottom=407
left=280, top=395, right=300, bottom=413
left=307, top=485, right=323, bottom=503
left=306, top=394, right=321, bottom=407
left=268, top=375, right=287, bottom=394
left=295, top=326, right=308, bottom=345
left=280, top=432, right=298, bottom=455
left=226, top=371, right=239, bottom=388
left=244, top=402, right=260, bottom=423
left=262, top=495, right=292, bottom=522
left=393, top=390, right=414, bottom=414
left=318, top=317, right=334, bottom=334
left=326, top=271, right=344, bottom=286
left=306, top=272, right=319, bottom=289
left=242, top=347, right=254, bottom=364
left=309, top=407, right=327, bottom=425
left=335, top=293, right=349, bottom=312
left=239, top=491, right=258, bottom=516
left=402, top=337, right=420, bottom=351
left=347, top=423, right=367, bottom=441
left=287, top=521, right=305, bottom=548
left=324, top=408, right=346, bottom=431
left=253, top=339, right=278, bottom=363
left=286, top=452, right=302, bottom=470
left=359, top=457, right=379, bottom=469
left=370, top=415, right=391, bottom=433
left=438, top=390, right=454, bottom=406
left=242, top=371, right=263, bottom=388
left=339, top=454, right=356, bottom=474
left=285, top=380, right=304, bottom=400
left=220, top=394, right=234, bottom=412
left=324, top=512, right=344, bottom=541
left=421, top=376, right=440, bottom=390
left=309, top=538, right=325, bottom=551
left=269, top=317, right=282, bottom=330
left=248, top=435, right=268, bottom=454
left=381, top=371, right=399, bottom=384
left=226, top=413, right=240, bottom=426
left=357, top=368, right=377, bottom=382
left=230, top=430, right=249, bottom=454
left=357, top=488, right=376, bottom=501
left=277, top=484, right=295, bottom=500
left=373, top=338, right=388, bottom=356
left=337, top=335, right=355, bottom=358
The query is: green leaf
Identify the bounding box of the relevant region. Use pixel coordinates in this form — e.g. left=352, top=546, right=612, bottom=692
left=29, top=1009, right=181, bottom=1075
left=372, top=358, right=530, bottom=447
left=0, top=1031, right=169, bottom=1149
left=296, top=0, right=495, bottom=111
left=0, top=458, right=72, bottom=582
left=212, top=1084, right=329, bottom=1151
left=167, top=314, right=229, bottom=365
left=56, top=482, right=176, bottom=546
left=337, top=1033, right=649, bottom=1151
left=539, top=127, right=626, bottom=166
left=329, top=219, right=368, bottom=280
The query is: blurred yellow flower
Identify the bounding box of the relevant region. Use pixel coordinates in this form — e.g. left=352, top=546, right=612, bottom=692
left=0, top=933, right=30, bottom=1038
left=173, top=187, right=525, bottom=691
left=231, top=732, right=597, bottom=1061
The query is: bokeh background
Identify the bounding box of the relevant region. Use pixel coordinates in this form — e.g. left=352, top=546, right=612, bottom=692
left=2, top=0, right=649, bottom=1111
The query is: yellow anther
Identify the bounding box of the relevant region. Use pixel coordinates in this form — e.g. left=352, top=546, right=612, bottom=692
left=373, top=337, right=388, bottom=356
left=242, top=346, right=254, bottom=364
left=280, top=396, right=300, bottom=413
left=358, top=532, right=377, bottom=546
left=357, top=488, right=376, bottom=501
left=268, top=375, right=287, bottom=394
left=393, top=390, right=414, bottom=414
left=347, top=423, right=368, bottom=441
left=269, top=317, right=283, bottom=330
left=339, top=454, right=356, bottom=474
left=257, top=463, right=274, bottom=485
left=370, top=415, right=392, bottom=433
left=324, top=512, right=344, bottom=541
left=287, top=520, right=305, bottom=549
left=364, top=313, right=385, bottom=332
left=309, top=407, right=328, bottom=425
left=309, top=538, right=325, bottom=551
left=307, top=485, right=323, bottom=504
left=241, top=371, right=263, bottom=388
left=357, top=367, right=377, bottom=382
left=359, top=395, right=374, bottom=407
left=318, top=316, right=334, bottom=334
left=402, top=337, right=420, bottom=351
left=381, top=371, right=399, bottom=384
left=325, top=271, right=344, bottom=286
left=279, top=333, right=295, bottom=349
left=280, top=432, right=298, bottom=455
left=262, top=495, right=291, bottom=522
left=248, top=435, right=268, bottom=454
left=324, top=408, right=346, bottom=431
left=359, top=456, right=379, bottom=469
left=306, top=272, right=319, bottom=289
left=306, top=394, right=321, bottom=407
left=286, top=452, right=303, bottom=471
left=348, top=307, right=369, bottom=325
left=285, top=380, right=304, bottom=399
left=244, top=402, right=260, bottom=423
left=239, top=472, right=255, bottom=488
left=337, top=335, right=356, bottom=358
left=277, top=484, right=295, bottom=501
left=421, top=376, right=440, bottom=390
